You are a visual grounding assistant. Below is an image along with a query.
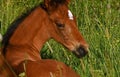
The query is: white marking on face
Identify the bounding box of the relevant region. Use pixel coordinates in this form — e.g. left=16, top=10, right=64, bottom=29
left=68, top=10, right=74, bottom=20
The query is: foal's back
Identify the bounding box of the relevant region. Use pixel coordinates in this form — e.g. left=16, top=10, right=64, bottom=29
left=25, top=60, right=80, bottom=77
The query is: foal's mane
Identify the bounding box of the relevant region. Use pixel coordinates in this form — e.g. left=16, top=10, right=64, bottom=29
left=2, top=3, right=46, bottom=55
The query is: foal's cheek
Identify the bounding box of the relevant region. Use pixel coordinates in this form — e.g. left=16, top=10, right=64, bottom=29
left=61, top=29, right=71, bottom=41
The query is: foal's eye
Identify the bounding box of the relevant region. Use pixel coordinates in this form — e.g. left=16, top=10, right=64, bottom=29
left=56, top=23, right=65, bottom=28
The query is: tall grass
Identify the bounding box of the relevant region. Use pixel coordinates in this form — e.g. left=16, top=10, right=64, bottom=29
left=0, top=0, right=120, bottom=77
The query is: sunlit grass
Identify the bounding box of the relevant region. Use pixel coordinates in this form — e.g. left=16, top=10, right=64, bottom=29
left=0, top=0, right=120, bottom=77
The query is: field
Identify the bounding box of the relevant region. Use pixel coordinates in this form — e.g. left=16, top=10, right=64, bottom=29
left=0, top=0, right=120, bottom=77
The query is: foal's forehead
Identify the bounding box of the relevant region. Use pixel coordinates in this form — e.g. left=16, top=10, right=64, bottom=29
left=52, top=6, right=74, bottom=20
left=60, top=9, right=74, bottom=20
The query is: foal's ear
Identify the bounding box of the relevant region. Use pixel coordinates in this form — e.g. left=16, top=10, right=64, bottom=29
left=44, top=0, right=70, bottom=9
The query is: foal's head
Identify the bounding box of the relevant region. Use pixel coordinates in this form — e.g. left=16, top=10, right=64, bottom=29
left=44, top=0, right=89, bottom=58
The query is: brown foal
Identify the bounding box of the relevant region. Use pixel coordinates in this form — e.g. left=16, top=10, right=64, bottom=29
left=1, top=0, right=89, bottom=77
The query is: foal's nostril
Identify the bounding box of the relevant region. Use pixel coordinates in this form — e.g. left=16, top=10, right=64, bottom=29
left=72, top=46, right=88, bottom=58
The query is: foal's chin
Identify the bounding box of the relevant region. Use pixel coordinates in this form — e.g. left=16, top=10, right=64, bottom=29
left=63, top=44, right=88, bottom=58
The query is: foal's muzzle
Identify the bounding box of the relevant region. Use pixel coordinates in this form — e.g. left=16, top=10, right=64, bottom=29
left=72, top=46, right=88, bottom=58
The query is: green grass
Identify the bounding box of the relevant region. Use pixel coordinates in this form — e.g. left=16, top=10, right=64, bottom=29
left=0, top=0, right=120, bottom=77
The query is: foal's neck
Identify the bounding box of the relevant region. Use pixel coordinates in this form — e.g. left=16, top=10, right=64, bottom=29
left=5, top=7, right=50, bottom=67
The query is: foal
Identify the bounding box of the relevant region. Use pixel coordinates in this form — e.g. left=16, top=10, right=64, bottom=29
left=1, top=0, right=89, bottom=77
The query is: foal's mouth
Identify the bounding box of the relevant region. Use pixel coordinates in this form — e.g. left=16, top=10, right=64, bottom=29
left=72, top=46, right=88, bottom=58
